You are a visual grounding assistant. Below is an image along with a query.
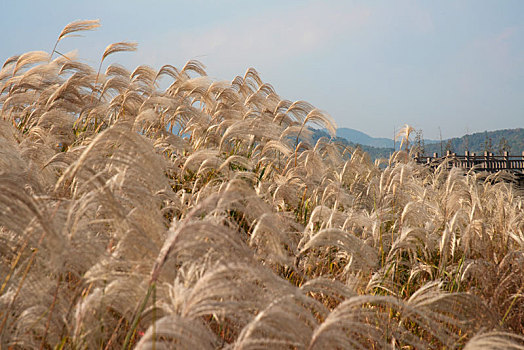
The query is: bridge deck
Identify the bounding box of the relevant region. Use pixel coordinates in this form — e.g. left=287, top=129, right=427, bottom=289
left=414, top=151, right=524, bottom=189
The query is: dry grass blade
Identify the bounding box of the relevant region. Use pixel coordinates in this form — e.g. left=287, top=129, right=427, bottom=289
left=2, top=55, right=20, bottom=69
left=304, top=109, right=337, bottom=138
left=181, top=60, right=207, bottom=77
left=13, top=51, right=50, bottom=75
left=308, top=295, right=403, bottom=349
left=135, top=315, right=218, bottom=350
left=156, top=64, right=180, bottom=82
left=51, top=20, right=100, bottom=61
left=464, top=332, right=524, bottom=349
left=299, top=228, right=379, bottom=273
left=102, top=42, right=138, bottom=62
left=57, top=19, right=101, bottom=41
left=397, top=124, right=415, bottom=151
left=233, top=294, right=321, bottom=350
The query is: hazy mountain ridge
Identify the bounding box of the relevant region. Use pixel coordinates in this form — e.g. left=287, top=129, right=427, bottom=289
left=336, top=128, right=395, bottom=148
left=313, top=127, right=524, bottom=160
left=311, top=129, right=394, bottom=160
left=422, top=128, right=524, bottom=156
left=336, top=128, right=439, bottom=149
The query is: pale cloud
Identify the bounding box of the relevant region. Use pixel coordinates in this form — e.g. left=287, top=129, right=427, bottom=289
left=411, top=6, right=435, bottom=33
left=496, top=26, right=517, bottom=42
left=367, top=0, right=435, bottom=35
left=172, top=2, right=372, bottom=73
left=455, top=26, right=522, bottom=93
left=137, top=1, right=441, bottom=77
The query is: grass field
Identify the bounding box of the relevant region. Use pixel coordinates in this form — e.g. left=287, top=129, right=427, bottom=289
left=1, top=20, right=523, bottom=349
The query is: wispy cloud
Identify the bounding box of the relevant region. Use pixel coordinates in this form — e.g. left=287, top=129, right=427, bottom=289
left=455, top=26, right=522, bottom=93
left=184, top=3, right=370, bottom=53
left=164, top=2, right=372, bottom=76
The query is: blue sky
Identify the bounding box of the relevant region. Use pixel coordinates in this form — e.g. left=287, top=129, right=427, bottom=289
left=1, top=0, right=523, bottom=139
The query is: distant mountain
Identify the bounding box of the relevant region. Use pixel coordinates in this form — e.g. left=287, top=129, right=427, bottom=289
left=311, top=127, right=524, bottom=161
left=311, top=129, right=394, bottom=160
left=336, top=128, right=395, bottom=148
left=423, top=128, right=524, bottom=156
left=336, top=128, right=439, bottom=149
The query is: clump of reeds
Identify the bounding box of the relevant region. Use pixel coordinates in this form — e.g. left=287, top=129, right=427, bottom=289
left=1, top=20, right=523, bottom=349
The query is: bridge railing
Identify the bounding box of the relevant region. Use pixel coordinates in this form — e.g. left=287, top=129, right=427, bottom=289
left=414, top=151, right=524, bottom=172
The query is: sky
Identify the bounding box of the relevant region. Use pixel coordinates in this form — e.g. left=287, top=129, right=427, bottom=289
left=1, top=0, right=523, bottom=139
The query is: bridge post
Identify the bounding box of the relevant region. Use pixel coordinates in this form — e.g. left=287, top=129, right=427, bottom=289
left=471, top=152, right=476, bottom=168
left=465, top=151, right=470, bottom=168
left=504, top=151, right=509, bottom=169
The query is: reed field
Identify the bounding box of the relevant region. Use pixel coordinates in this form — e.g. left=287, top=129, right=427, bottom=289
left=1, top=20, right=524, bottom=349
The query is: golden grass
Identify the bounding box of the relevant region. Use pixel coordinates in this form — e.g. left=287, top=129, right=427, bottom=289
left=0, top=20, right=523, bottom=349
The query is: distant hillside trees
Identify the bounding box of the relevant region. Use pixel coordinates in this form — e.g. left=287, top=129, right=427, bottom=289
left=312, top=127, right=524, bottom=159
left=424, top=128, right=524, bottom=156
left=413, top=129, right=425, bottom=155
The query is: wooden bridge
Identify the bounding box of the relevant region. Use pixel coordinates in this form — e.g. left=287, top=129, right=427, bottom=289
left=414, top=151, right=524, bottom=187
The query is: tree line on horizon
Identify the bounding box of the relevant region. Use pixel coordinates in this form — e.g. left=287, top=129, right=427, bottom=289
left=422, top=128, right=524, bottom=157
left=313, top=128, right=524, bottom=160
